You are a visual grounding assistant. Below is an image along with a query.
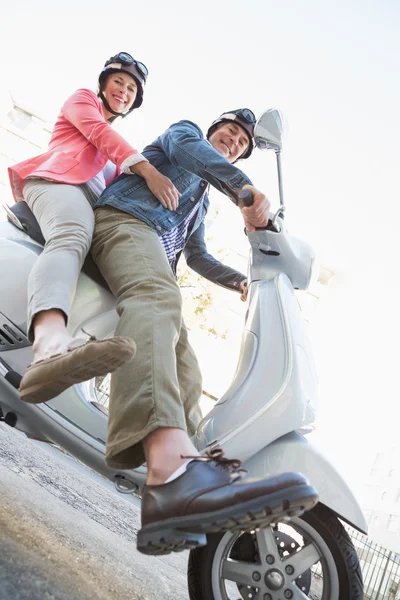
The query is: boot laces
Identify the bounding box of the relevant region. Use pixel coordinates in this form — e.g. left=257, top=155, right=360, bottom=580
left=182, top=447, right=247, bottom=474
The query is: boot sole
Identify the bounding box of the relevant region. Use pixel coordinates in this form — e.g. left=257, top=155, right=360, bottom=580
left=137, top=483, right=318, bottom=556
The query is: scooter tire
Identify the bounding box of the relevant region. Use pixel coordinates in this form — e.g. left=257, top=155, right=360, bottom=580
left=187, top=503, right=364, bottom=600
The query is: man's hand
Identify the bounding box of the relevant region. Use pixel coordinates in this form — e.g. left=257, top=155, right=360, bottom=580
left=237, top=184, right=270, bottom=231
left=239, top=279, right=248, bottom=302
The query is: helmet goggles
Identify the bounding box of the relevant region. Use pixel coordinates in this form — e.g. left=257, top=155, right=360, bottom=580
left=104, top=52, right=148, bottom=83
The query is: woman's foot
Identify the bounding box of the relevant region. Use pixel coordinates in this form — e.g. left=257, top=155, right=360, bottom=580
left=20, top=336, right=136, bottom=404
left=31, top=309, right=74, bottom=363
left=32, top=329, right=76, bottom=363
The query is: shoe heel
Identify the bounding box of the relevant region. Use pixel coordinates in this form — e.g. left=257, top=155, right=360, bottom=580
left=137, top=527, right=207, bottom=556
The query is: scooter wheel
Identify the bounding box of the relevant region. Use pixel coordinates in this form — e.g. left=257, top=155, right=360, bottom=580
left=187, top=503, right=363, bottom=600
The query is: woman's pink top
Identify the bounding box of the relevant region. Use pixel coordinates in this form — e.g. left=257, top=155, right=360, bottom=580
left=9, top=88, right=139, bottom=202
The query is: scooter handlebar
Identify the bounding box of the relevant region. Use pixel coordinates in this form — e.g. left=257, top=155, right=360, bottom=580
left=239, top=188, right=281, bottom=233
left=238, top=189, right=254, bottom=207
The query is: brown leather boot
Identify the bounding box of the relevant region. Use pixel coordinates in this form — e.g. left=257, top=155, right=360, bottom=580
left=137, top=448, right=318, bottom=555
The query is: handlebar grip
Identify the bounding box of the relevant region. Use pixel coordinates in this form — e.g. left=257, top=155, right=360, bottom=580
left=238, top=189, right=254, bottom=207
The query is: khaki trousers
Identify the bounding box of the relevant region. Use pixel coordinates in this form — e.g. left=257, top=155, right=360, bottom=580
left=91, top=206, right=203, bottom=469
left=23, top=179, right=95, bottom=341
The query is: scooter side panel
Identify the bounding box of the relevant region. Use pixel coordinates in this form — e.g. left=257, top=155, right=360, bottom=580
left=195, top=274, right=318, bottom=460
left=248, top=226, right=316, bottom=290
left=244, top=431, right=368, bottom=534
left=0, top=225, right=41, bottom=332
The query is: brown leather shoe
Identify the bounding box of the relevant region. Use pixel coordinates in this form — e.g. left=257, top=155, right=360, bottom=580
left=137, top=448, right=318, bottom=555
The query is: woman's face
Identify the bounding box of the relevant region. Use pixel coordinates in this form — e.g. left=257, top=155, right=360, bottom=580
left=102, top=71, right=137, bottom=117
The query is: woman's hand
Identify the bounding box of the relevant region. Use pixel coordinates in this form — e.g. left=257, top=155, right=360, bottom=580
left=131, top=162, right=180, bottom=210
left=239, top=279, right=248, bottom=302
left=146, top=170, right=181, bottom=211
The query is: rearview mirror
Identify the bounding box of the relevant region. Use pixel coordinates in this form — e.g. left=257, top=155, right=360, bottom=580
left=254, top=109, right=283, bottom=151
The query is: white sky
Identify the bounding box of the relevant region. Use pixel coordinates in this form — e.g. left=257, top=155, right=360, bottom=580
left=2, top=0, right=400, bottom=492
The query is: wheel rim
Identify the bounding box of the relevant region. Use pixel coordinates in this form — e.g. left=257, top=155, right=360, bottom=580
left=211, top=516, right=340, bottom=600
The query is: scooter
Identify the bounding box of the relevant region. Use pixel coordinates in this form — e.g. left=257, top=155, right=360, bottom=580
left=0, top=110, right=366, bottom=599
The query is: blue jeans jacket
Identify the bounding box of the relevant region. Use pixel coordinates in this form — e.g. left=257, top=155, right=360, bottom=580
left=95, top=119, right=251, bottom=291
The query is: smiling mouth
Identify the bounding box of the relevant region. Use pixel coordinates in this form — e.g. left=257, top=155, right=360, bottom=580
left=221, top=141, right=231, bottom=155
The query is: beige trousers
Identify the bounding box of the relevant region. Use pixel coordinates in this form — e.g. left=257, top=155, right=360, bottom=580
left=91, top=206, right=203, bottom=469
left=23, top=179, right=95, bottom=341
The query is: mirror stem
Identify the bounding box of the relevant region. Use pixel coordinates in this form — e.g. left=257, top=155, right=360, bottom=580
left=276, top=150, right=285, bottom=208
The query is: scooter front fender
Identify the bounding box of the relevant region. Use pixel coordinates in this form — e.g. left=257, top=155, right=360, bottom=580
left=243, top=431, right=368, bottom=534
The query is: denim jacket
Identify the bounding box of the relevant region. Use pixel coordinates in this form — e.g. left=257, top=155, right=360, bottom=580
left=95, top=119, right=251, bottom=290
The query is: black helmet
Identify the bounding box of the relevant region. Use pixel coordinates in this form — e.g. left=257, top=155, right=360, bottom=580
left=207, top=108, right=256, bottom=159
left=98, top=52, right=148, bottom=117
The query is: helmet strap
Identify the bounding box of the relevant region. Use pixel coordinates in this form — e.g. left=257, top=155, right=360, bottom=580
left=98, top=90, right=128, bottom=120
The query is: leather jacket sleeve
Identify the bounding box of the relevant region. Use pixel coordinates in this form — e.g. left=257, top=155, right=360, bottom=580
left=184, top=221, right=246, bottom=292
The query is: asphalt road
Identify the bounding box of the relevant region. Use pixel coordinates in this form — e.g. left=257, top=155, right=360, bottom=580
left=0, top=423, right=189, bottom=600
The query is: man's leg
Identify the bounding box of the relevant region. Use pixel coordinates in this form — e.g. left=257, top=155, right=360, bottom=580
left=91, top=207, right=200, bottom=475
left=92, top=206, right=319, bottom=556
left=143, top=322, right=204, bottom=486
left=176, top=322, right=203, bottom=436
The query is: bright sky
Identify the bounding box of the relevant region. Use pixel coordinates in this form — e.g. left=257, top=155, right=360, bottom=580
left=2, top=0, right=400, bottom=493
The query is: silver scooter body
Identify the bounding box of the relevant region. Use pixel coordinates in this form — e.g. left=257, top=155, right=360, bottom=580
left=0, top=111, right=367, bottom=534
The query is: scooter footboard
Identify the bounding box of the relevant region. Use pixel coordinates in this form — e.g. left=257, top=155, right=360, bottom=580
left=243, top=432, right=368, bottom=534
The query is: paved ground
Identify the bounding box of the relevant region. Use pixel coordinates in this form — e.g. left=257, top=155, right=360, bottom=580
left=0, top=423, right=189, bottom=600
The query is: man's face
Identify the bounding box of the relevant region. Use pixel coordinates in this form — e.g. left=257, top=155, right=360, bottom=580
left=208, top=122, right=250, bottom=163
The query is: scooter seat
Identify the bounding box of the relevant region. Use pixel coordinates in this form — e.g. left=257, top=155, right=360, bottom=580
left=7, top=201, right=110, bottom=290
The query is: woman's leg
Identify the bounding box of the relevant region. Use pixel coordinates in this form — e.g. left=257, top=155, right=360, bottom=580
left=23, top=179, right=94, bottom=361
left=19, top=180, right=136, bottom=405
